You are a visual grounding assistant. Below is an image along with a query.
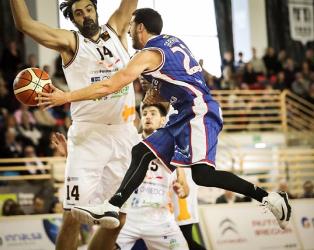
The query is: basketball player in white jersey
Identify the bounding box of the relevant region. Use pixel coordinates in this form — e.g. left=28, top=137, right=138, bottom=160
left=116, top=103, right=189, bottom=250
left=10, top=1, right=138, bottom=249
left=51, top=104, right=190, bottom=250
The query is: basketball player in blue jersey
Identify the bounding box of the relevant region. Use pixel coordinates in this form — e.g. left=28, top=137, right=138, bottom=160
left=10, top=1, right=139, bottom=250
left=38, top=8, right=292, bottom=231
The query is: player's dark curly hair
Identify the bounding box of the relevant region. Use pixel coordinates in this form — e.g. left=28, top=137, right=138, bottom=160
left=142, top=103, right=168, bottom=117
left=132, top=8, right=163, bottom=35
left=60, top=0, right=98, bottom=21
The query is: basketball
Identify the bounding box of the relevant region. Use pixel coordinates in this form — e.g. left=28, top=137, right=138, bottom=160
left=13, top=67, right=53, bottom=106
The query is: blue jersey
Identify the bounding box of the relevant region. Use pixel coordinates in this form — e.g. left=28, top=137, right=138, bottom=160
left=142, top=35, right=223, bottom=170
left=142, top=35, right=215, bottom=110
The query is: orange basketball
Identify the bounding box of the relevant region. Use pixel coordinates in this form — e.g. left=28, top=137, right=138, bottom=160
left=13, top=67, right=53, bottom=106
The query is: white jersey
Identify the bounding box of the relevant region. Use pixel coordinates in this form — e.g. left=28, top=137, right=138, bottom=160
left=62, top=24, right=135, bottom=124
left=128, top=158, right=174, bottom=212
left=172, top=168, right=199, bottom=226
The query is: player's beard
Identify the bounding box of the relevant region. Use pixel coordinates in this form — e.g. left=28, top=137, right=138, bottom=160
left=77, top=17, right=99, bottom=39
left=132, top=33, right=142, bottom=50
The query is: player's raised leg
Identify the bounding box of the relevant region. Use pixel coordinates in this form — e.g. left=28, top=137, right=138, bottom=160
left=191, top=164, right=291, bottom=229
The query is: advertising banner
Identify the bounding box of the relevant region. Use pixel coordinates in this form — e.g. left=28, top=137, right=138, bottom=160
left=0, top=214, right=62, bottom=250
left=288, top=0, right=314, bottom=45
left=199, top=202, right=301, bottom=250
left=291, top=199, right=314, bottom=250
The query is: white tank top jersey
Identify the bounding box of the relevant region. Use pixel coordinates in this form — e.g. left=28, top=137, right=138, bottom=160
left=172, top=168, right=200, bottom=226
left=129, top=158, right=174, bottom=210
left=62, top=24, right=135, bottom=124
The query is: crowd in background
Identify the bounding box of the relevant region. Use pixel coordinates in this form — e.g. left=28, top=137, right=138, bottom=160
left=203, top=47, right=314, bottom=104
left=0, top=40, right=313, bottom=216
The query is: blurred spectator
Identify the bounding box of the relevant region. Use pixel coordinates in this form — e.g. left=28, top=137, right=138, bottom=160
left=2, top=198, right=25, bottom=216
left=277, top=179, right=296, bottom=199
left=23, top=145, right=46, bottom=175
left=215, top=190, right=249, bottom=203
left=32, top=194, right=46, bottom=214
left=242, top=62, right=258, bottom=86
left=250, top=47, right=267, bottom=75
left=305, top=48, right=314, bottom=71
left=0, top=74, right=14, bottom=114
left=301, top=180, right=314, bottom=198
left=17, top=111, right=42, bottom=146
left=33, top=108, right=57, bottom=130
left=278, top=50, right=287, bottom=69
left=24, top=53, right=39, bottom=69
left=283, top=58, right=296, bottom=89
left=0, top=128, right=22, bottom=158
left=273, top=71, right=288, bottom=91
left=0, top=41, right=22, bottom=86
left=235, top=51, right=245, bottom=72
left=291, top=72, right=311, bottom=99
left=14, top=104, right=36, bottom=125
left=301, top=61, right=311, bottom=81
left=49, top=197, right=63, bottom=214
left=307, top=82, right=314, bottom=104
left=220, top=66, right=237, bottom=89
left=2, top=114, right=18, bottom=136
left=221, top=51, right=235, bottom=74
left=263, top=47, right=281, bottom=75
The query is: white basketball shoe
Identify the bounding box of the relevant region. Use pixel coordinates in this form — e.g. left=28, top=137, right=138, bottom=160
left=71, top=200, right=120, bottom=229
left=261, top=191, right=292, bottom=229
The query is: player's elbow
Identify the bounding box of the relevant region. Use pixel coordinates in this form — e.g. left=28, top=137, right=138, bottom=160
left=13, top=21, right=24, bottom=32
left=15, top=20, right=31, bottom=33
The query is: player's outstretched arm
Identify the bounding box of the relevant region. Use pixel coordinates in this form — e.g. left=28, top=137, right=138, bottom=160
left=173, top=168, right=190, bottom=199
left=37, top=50, right=162, bottom=108
left=10, top=0, right=74, bottom=52
left=107, top=0, right=138, bottom=48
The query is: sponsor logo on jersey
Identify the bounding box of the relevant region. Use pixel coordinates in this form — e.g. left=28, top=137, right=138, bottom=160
left=100, top=31, right=110, bottom=42
left=170, top=96, right=178, bottom=105
left=175, top=145, right=191, bottom=158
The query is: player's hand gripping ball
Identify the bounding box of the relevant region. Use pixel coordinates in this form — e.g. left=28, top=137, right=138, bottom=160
left=13, top=67, right=53, bottom=106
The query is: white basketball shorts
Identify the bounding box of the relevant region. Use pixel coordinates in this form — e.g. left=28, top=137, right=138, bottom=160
left=63, top=121, right=139, bottom=211
left=117, top=208, right=188, bottom=250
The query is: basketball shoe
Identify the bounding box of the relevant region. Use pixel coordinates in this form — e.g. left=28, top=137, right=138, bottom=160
left=71, top=200, right=120, bottom=229
left=261, top=191, right=292, bottom=229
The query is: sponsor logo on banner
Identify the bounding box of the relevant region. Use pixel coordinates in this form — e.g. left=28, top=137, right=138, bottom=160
left=2, top=232, right=43, bottom=247
left=301, top=216, right=314, bottom=229
left=43, top=218, right=63, bottom=244
left=216, top=218, right=247, bottom=245
left=288, top=0, right=314, bottom=44
left=252, top=218, right=293, bottom=236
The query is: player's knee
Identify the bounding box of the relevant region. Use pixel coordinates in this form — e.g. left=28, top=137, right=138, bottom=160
left=61, top=211, right=81, bottom=231
left=191, top=164, right=215, bottom=186
left=191, top=170, right=202, bottom=185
